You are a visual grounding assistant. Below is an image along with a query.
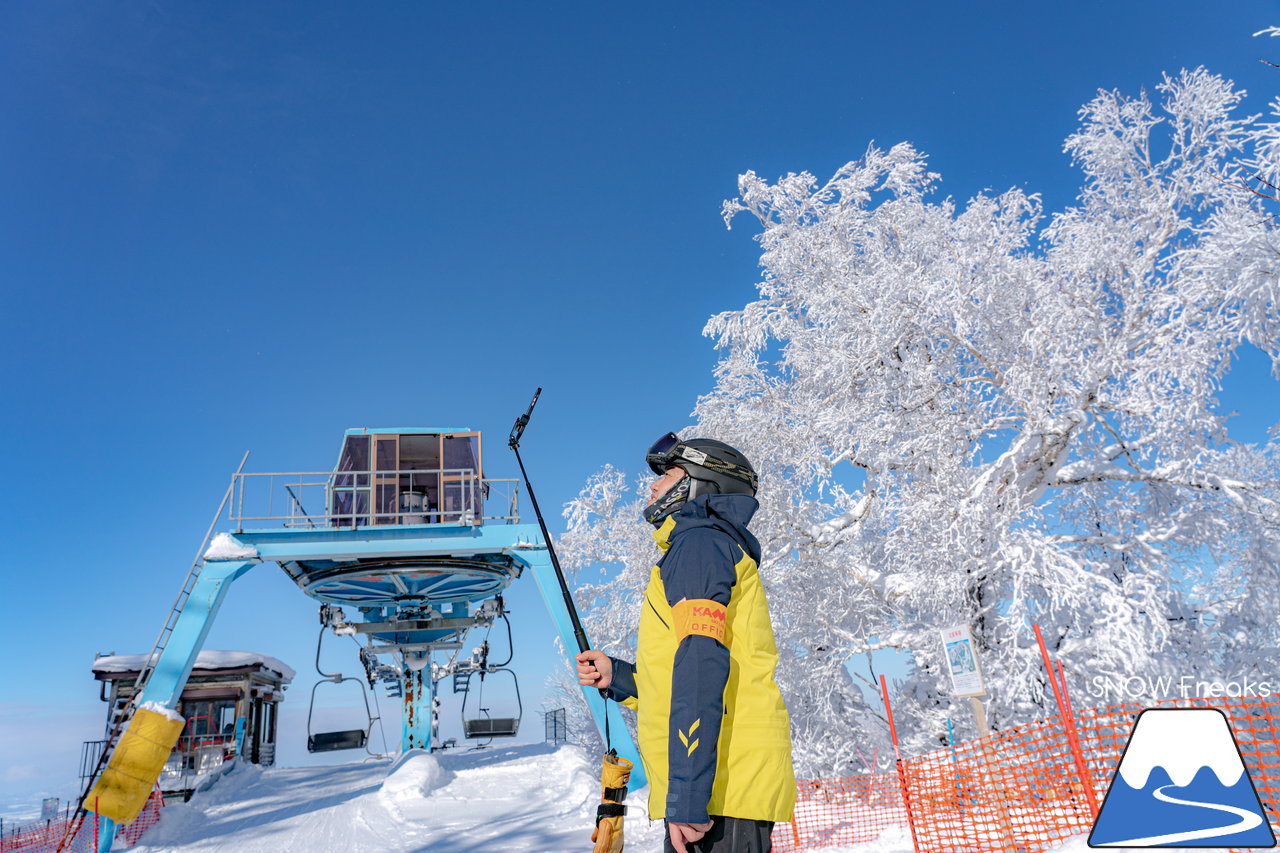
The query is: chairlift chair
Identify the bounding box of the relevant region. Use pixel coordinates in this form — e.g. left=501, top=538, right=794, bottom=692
left=306, top=625, right=377, bottom=754
left=460, top=667, right=522, bottom=739
left=308, top=726, right=367, bottom=753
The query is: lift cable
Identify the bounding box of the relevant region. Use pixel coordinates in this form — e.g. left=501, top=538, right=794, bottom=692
left=490, top=606, right=514, bottom=668
left=307, top=621, right=375, bottom=754
left=347, top=634, right=391, bottom=758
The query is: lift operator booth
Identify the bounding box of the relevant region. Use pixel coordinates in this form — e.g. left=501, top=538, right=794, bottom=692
left=89, top=651, right=292, bottom=801
left=328, top=430, right=486, bottom=527
left=81, top=426, right=643, bottom=853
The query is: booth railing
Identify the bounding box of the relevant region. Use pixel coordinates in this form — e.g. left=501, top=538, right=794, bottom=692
left=157, top=733, right=238, bottom=794
left=80, top=733, right=245, bottom=797
left=227, top=469, right=520, bottom=530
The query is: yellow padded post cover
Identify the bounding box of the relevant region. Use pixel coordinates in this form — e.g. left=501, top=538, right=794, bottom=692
left=87, top=707, right=185, bottom=823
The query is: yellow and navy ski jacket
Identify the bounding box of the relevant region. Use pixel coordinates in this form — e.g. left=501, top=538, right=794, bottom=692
left=606, top=494, right=795, bottom=824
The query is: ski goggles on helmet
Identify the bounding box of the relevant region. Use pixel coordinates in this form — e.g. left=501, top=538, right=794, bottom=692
left=645, top=432, right=759, bottom=490
left=646, top=432, right=683, bottom=475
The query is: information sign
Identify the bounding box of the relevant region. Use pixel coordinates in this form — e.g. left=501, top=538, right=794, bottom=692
left=941, top=623, right=986, bottom=697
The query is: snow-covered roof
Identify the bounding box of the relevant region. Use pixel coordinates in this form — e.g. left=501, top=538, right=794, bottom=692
left=93, top=650, right=295, bottom=682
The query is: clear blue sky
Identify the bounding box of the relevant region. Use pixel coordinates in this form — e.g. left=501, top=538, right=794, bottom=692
left=3, top=1, right=1278, bottom=815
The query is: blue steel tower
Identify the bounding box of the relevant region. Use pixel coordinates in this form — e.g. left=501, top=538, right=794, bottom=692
left=85, top=427, right=642, bottom=853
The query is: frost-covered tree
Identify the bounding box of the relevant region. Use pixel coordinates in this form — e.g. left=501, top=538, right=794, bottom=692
left=561, top=68, right=1280, bottom=776
left=540, top=648, right=606, bottom=756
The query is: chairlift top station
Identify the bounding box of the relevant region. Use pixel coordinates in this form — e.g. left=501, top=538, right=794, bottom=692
left=81, top=421, right=643, bottom=851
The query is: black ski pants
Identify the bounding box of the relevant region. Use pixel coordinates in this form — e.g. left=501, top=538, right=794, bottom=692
left=663, top=816, right=774, bottom=853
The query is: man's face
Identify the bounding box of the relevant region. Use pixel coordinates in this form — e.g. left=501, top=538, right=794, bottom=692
left=648, top=466, right=687, bottom=507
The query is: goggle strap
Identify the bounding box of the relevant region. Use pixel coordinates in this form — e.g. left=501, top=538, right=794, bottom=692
left=646, top=434, right=759, bottom=490
left=674, top=444, right=758, bottom=489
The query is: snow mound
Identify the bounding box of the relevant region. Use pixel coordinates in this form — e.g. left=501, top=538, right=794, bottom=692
left=380, top=750, right=448, bottom=802
left=203, top=532, right=259, bottom=560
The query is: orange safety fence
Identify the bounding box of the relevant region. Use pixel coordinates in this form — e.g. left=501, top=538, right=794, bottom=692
left=777, top=767, right=910, bottom=850
left=773, top=694, right=1280, bottom=852
left=0, top=789, right=164, bottom=853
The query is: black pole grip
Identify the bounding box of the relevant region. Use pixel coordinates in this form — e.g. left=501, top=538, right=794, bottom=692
left=509, top=387, right=541, bottom=449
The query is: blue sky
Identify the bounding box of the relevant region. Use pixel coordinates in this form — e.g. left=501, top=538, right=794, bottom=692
left=3, top=1, right=1278, bottom=815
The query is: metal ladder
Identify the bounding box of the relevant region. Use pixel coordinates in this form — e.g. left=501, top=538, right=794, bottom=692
left=129, top=453, right=250, bottom=728
left=62, top=453, right=249, bottom=849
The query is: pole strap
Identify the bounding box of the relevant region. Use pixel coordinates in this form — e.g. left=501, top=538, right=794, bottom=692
left=596, top=803, right=627, bottom=821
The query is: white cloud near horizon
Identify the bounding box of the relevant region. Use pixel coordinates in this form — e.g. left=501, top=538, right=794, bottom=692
left=0, top=702, right=102, bottom=812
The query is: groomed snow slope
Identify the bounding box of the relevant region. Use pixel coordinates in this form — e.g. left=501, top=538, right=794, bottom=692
left=127, top=744, right=1110, bottom=853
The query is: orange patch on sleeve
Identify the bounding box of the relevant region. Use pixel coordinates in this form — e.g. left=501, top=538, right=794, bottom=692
left=672, top=598, right=728, bottom=646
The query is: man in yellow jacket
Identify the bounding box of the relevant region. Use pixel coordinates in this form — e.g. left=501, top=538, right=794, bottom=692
left=577, top=433, right=795, bottom=853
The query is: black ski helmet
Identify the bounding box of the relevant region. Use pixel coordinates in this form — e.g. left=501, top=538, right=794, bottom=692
left=645, top=433, right=759, bottom=499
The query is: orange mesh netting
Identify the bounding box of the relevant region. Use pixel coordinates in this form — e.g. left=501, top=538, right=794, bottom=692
left=773, top=694, right=1280, bottom=852
left=0, top=788, right=163, bottom=853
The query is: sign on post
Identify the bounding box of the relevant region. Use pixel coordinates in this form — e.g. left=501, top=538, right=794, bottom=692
left=41, top=798, right=59, bottom=821
left=941, top=623, right=986, bottom=697
left=942, top=623, right=992, bottom=738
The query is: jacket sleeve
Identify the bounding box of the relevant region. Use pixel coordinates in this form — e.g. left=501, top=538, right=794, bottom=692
left=659, top=528, right=738, bottom=824
left=606, top=656, right=639, bottom=710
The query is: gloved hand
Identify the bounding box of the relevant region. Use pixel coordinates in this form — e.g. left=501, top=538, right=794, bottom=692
left=591, top=751, right=633, bottom=853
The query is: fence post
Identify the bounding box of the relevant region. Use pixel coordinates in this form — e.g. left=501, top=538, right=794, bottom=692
left=1056, top=658, right=1100, bottom=818
left=1034, top=624, right=1100, bottom=819
left=93, top=797, right=99, bottom=851
left=968, top=701, right=1020, bottom=853
left=947, top=717, right=964, bottom=815
left=880, top=675, right=922, bottom=853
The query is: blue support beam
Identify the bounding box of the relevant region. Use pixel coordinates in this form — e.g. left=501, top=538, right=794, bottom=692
left=402, top=667, right=434, bottom=751
left=97, top=816, right=114, bottom=852
left=513, top=548, right=647, bottom=791
left=97, top=557, right=258, bottom=852
left=137, top=559, right=259, bottom=708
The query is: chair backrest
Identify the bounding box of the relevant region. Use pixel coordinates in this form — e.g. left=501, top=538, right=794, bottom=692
left=307, top=729, right=368, bottom=753
left=464, top=717, right=519, bottom=738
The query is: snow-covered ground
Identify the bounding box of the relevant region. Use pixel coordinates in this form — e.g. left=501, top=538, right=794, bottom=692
left=121, top=745, right=1194, bottom=853
left=129, top=743, right=669, bottom=853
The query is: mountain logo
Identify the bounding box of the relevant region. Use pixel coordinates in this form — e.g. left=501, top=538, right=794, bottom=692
left=1089, top=708, right=1276, bottom=848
